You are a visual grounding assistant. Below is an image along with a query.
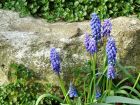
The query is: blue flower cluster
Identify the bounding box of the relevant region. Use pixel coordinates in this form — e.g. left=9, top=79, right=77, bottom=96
left=107, top=64, right=116, bottom=79
left=85, top=13, right=117, bottom=79
left=84, top=33, right=97, bottom=55
left=96, top=91, right=101, bottom=99
left=102, top=19, right=112, bottom=37
left=106, top=37, right=117, bottom=65
left=85, top=13, right=113, bottom=56
left=68, top=82, right=78, bottom=98
left=90, top=13, right=101, bottom=41
left=88, top=38, right=97, bottom=55
left=84, top=33, right=91, bottom=52
left=106, top=34, right=117, bottom=79
left=50, top=48, right=61, bottom=74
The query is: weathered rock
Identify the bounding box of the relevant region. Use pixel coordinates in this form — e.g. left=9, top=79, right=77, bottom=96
left=0, top=9, right=90, bottom=85
left=111, top=17, right=140, bottom=70
left=0, top=9, right=140, bottom=85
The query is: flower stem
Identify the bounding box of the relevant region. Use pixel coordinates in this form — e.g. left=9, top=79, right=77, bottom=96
left=91, top=53, right=97, bottom=102
left=58, top=75, right=71, bottom=105
left=87, top=56, right=94, bottom=103
left=130, top=73, right=140, bottom=94
left=109, top=79, right=112, bottom=95
left=106, top=78, right=109, bottom=95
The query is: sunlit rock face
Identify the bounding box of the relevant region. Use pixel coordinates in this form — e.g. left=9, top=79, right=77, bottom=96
left=111, top=17, right=140, bottom=70
left=0, top=9, right=140, bottom=85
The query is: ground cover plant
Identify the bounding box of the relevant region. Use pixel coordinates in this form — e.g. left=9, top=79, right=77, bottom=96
left=0, top=63, right=62, bottom=105
left=0, top=0, right=140, bottom=22
left=36, top=13, right=140, bottom=105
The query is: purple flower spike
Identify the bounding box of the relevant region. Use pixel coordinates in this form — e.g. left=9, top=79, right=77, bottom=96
left=84, top=33, right=90, bottom=52
left=106, top=37, right=117, bottom=65
left=50, top=48, right=61, bottom=74
left=90, top=13, right=101, bottom=41
left=68, top=82, right=78, bottom=98
left=96, top=91, right=101, bottom=99
left=102, top=19, right=112, bottom=37
left=107, top=64, right=116, bottom=79
left=88, top=38, right=97, bottom=55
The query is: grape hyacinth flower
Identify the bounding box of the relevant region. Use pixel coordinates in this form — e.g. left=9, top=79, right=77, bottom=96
left=95, top=86, right=101, bottom=99
left=88, top=38, right=97, bottom=55
left=96, top=91, right=101, bottom=99
left=106, top=37, right=117, bottom=65
left=102, top=19, right=112, bottom=37
left=68, top=82, right=78, bottom=98
left=50, top=48, right=61, bottom=74
left=90, top=13, right=101, bottom=41
left=107, top=64, right=116, bottom=79
left=84, top=33, right=90, bottom=52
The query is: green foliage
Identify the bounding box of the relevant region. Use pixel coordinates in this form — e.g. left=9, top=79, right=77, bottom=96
left=71, top=60, right=140, bottom=104
left=0, top=63, right=59, bottom=105
left=133, top=0, right=140, bottom=18
left=0, top=81, right=44, bottom=105
left=35, top=93, right=63, bottom=105
left=35, top=56, right=140, bottom=105
left=106, top=96, right=140, bottom=104
left=0, top=0, right=139, bottom=22
left=1, top=0, right=30, bottom=17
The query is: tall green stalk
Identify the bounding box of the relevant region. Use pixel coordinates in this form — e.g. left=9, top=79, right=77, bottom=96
left=91, top=53, right=97, bottom=102
left=87, top=53, right=97, bottom=103
left=87, top=76, right=94, bottom=103
left=130, top=73, right=140, bottom=94
left=87, top=56, right=94, bottom=103
left=58, top=75, right=71, bottom=105
left=106, top=79, right=109, bottom=95
left=108, top=80, right=112, bottom=95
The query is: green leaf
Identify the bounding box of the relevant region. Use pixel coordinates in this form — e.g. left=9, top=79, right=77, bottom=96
left=115, top=89, right=130, bottom=97
left=74, top=1, right=79, bottom=6
left=135, top=0, right=140, bottom=4
left=116, top=62, right=140, bottom=89
left=35, top=94, right=63, bottom=105
left=76, top=97, right=82, bottom=105
left=116, top=77, right=129, bottom=87
left=86, top=103, right=112, bottom=105
left=120, top=86, right=140, bottom=98
left=94, top=104, right=111, bottom=105
left=106, top=96, right=140, bottom=104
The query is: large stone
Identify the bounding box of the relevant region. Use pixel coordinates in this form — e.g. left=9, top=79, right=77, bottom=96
left=0, top=9, right=90, bottom=85
left=0, top=9, right=140, bottom=85
left=111, top=17, right=140, bottom=70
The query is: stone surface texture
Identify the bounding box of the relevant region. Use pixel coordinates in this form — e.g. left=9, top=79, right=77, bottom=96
left=0, top=9, right=140, bottom=85
left=111, top=17, right=140, bottom=69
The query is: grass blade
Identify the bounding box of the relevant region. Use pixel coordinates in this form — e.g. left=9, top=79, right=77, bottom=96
left=35, top=94, right=63, bottom=105
left=106, top=96, right=140, bottom=104
left=120, top=86, right=140, bottom=98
